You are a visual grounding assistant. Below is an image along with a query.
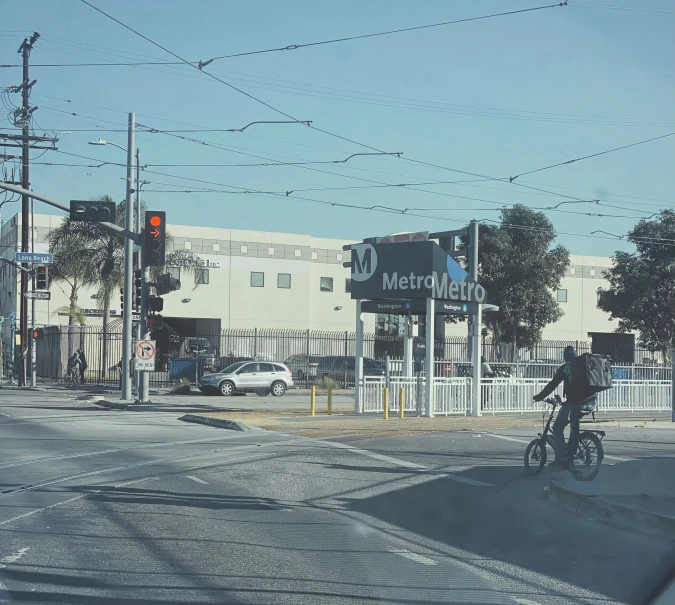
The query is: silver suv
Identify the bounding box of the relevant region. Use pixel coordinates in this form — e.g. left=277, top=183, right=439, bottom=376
left=199, top=361, right=294, bottom=397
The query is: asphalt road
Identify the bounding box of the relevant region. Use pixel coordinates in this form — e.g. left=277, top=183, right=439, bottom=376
left=0, top=388, right=673, bottom=604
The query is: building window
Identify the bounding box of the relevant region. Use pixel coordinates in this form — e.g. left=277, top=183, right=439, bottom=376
left=167, top=266, right=181, bottom=281
left=345, top=278, right=351, bottom=293
left=295, top=249, right=302, bottom=258
left=251, top=272, right=264, bottom=287
left=570, top=267, right=576, bottom=275
left=241, top=245, right=248, bottom=254
left=195, top=268, right=209, bottom=285
left=336, top=253, right=343, bottom=262
left=212, top=242, right=220, bottom=252
left=590, top=268, right=596, bottom=277
left=277, top=273, right=291, bottom=289
left=268, top=247, right=275, bottom=256
left=184, top=240, right=192, bottom=250
left=320, top=277, right=333, bottom=292
left=557, top=289, right=567, bottom=303
left=311, top=251, right=318, bottom=260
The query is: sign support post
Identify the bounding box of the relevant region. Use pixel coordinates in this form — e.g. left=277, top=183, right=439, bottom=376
left=425, top=297, right=435, bottom=417
left=354, top=300, right=364, bottom=413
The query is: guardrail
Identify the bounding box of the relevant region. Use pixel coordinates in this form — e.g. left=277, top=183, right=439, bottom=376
left=361, top=376, right=672, bottom=415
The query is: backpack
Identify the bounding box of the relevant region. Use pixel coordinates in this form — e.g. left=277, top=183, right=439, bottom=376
left=570, top=353, right=613, bottom=399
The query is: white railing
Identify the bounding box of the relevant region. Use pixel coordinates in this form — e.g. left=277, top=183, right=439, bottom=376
left=360, top=376, right=671, bottom=415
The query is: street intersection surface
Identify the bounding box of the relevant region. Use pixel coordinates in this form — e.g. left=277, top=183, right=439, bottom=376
left=0, top=389, right=673, bottom=604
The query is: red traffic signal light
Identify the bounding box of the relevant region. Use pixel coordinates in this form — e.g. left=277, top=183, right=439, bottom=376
left=36, top=265, right=49, bottom=290
left=32, top=328, right=44, bottom=340
left=144, top=211, right=166, bottom=267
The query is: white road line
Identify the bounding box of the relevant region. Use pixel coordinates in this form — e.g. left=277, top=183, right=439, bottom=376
left=315, top=439, right=494, bottom=487
left=388, top=548, right=438, bottom=566
left=0, top=580, right=11, bottom=602
left=0, top=452, right=272, bottom=528
left=185, top=475, right=209, bottom=485
left=481, top=433, right=633, bottom=461
left=0, top=547, right=29, bottom=568
left=511, top=598, right=542, bottom=605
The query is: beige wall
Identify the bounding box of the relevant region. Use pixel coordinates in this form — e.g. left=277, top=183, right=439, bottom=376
left=0, top=213, right=622, bottom=341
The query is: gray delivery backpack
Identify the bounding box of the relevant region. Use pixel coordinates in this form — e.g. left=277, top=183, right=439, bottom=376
left=570, top=354, right=613, bottom=401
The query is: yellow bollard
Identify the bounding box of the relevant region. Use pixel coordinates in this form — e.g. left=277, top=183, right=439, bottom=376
left=310, top=386, right=316, bottom=416
left=383, top=387, right=389, bottom=420
left=327, top=385, right=332, bottom=415
left=399, top=386, right=405, bottom=418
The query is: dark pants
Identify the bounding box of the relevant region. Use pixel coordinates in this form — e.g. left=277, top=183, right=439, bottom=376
left=552, top=400, right=596, bottom=461
left=552, top=404, right=583, bottom=461
left=79, top=366, right=86, bottom=384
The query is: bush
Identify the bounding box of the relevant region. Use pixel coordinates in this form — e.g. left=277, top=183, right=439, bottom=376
left=313, top=375, right=339, bottom=394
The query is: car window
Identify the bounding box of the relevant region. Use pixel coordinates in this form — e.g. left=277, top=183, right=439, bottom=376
left=258, top=363, right=274, bottom=372
left=273, top=364, right=286, bottom=372
left=239, top=363, right=259, bottom=373
left=221, top=361, right=248, bottom=373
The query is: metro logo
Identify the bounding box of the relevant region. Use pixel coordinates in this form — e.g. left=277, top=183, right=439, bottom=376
left=350, top=244, right=378, bottom=282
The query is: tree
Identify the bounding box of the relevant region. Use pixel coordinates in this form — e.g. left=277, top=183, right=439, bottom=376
left=469, top=205, right=570, bottom=357
left=597, top=210, right=675, bottom=353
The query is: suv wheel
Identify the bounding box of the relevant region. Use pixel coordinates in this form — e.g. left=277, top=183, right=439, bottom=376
left=271, top=381, right=286, bottom=397
left=219, top=381, right=234, bottom=396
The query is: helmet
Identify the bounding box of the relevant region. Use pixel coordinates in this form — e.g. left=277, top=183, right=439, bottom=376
left=563, top=346, right=577, bottom=362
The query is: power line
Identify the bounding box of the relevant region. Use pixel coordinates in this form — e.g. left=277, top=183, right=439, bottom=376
left=509, top=132, right=675, bottom=181
left=568, top=4, right=675, bottom=13
left=199, top=2, right=569, bottom=66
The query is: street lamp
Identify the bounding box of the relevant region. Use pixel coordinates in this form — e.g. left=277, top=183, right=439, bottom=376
left=88, top=139, right=127, bottom=153
left=88, top=116, right=135, bottom=401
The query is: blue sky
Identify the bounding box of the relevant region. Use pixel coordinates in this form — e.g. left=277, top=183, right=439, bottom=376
left=2, top=0, right=673, bottom=257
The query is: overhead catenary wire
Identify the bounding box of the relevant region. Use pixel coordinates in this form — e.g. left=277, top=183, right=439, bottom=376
left=509, top=132, right=675, bottom=181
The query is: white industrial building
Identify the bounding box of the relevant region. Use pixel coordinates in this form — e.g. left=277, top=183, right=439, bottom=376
left=1, top=211, right=621, bottom=344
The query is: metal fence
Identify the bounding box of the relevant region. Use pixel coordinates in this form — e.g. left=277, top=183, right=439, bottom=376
left=32, top=323, right=671, bottom=388
left=362, top=377, right=672, bottom=416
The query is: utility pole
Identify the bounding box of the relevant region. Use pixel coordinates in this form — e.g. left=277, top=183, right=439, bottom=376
left=121, top=113, right=135, bottom=400
left=18, top=34, right=40, bottom=386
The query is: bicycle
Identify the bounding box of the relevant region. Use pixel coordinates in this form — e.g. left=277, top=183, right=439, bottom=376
left=64, top=364, right=79, bottom=387
left=524, top=394, right=605, bottom=481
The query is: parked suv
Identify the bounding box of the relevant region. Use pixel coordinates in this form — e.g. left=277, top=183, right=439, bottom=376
left=316, top=356, right=385, bottom=387
left=199, top=361, right=294, bottom=397
left=284, top=354, right=322, bottom=381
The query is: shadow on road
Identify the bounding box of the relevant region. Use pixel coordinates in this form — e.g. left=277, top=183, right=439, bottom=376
left=339, top=463, right=675, bottom=605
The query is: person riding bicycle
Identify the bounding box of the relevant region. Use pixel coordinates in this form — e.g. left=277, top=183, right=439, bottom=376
left=532, top=346, right=597, bottom=467
left=67, top=352, right=81, bottom=379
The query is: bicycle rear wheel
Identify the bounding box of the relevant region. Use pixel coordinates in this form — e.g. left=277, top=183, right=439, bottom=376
left=570, top=432, right=603, bottom=481
left=524, top=438, right=547, bottom=476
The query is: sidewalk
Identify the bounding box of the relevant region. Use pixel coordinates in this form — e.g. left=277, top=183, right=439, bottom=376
left=548, top=458, right=675, bottom=539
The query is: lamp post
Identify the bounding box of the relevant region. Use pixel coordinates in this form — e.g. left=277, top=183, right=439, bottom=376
left=87, top=114, right=135, bottom=400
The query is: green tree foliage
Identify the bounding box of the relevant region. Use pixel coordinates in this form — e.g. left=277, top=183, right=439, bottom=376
left=469, top=205, right=570, bottom=350
left=597, top=210, right=675, bottom=352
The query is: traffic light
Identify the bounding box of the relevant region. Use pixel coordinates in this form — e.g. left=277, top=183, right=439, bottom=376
left=155, top=273, right=181, bottom=296
left=147, top=314, right=163, bottom=329
left=70, top=199, right=116, bottom=222
left=144, top=211, right=166, bottom=266
left=32, top=328, right=44, bottom=340
left=35, top=265, right=49, bottom=290
left=148, top=296, right=164, bottom=312
left=134, top=269, right=143, bottom=310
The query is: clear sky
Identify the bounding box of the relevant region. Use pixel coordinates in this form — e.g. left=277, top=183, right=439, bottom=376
left=2, top=0, right=673, bottom=257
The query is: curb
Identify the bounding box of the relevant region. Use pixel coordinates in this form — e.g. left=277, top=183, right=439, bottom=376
left=92, top=399, right=133, bottom=410
left=548, top=480, right=675, bottom=539
left=178, top=414, right=257, bottom=432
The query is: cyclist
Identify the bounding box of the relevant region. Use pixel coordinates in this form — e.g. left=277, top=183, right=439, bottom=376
left=66, top=352, right=81, bottom=384
left=532, top=346, right=597, bottom=467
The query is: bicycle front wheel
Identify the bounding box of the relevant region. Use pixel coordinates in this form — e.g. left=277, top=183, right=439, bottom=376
left=570, top=432, right=604, bottom=481
left=524, top=438, right=547, bottom=476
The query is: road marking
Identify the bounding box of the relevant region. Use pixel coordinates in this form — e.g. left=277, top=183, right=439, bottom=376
left=0, top=547, right=29, bottom=568
left=0, top=580, right=11, bottom=602
left=185, top=475, right=209, bottom=485
left=481, top=433, right=633, bottom=462
left=315, top=439, right=494, bottom=487
left=511, top=598, right=542, bottom=605
left=388, top=548, right=438, bottom=566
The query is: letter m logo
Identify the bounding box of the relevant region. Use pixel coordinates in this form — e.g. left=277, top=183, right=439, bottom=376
left=351, top=244, right=378, bottom=282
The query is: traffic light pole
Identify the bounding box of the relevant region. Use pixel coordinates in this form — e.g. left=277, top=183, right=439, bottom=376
left=121, top=113, right=135, bottom=401
left=30, top=199, right=36, bottom=387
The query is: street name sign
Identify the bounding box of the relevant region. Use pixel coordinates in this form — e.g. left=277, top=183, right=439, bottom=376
left=25, top=291, right=51, bottom=300
left=15, top=252, right=53, bottom=264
